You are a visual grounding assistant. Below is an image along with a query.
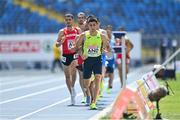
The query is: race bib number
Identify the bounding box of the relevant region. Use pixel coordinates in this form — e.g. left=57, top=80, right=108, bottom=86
left=73, top=54, right=78, bottom=59
left=87, top=46, right=99, bottom=56
left=68, top=40, right=75, bottom=50
left=61, top=56, right=66, bottom=62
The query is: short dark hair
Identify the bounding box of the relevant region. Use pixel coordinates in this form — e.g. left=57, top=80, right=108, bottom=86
left=77, top=12, right=85, bottom=17
left=65, top=13, right=74, bottom=19
left=105, top=25, right=112, bottom=30
left=87, top=17, right=98, bottom=23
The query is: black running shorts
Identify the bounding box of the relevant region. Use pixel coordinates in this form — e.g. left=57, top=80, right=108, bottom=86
left=83, top=55, right=102, bottom=79
left=61, top=53, right=77, bottom=66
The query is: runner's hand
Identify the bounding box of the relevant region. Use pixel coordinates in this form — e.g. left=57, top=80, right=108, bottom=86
left=81, top=54, right=87, bottom=60
left=56, top=42, right=61, bottom=47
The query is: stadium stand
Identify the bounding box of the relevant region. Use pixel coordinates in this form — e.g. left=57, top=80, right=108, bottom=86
left=0, top=0, right=180, bottom=34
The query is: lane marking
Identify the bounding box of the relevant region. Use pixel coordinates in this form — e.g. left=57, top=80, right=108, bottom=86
left=89, top=102, right=114, bottom=120
left=0, top=78, right=61, bottom=93
left=0, top=76, right=25, bottom=82
left=89, top=66, right=152, bottom=120
left=15, top=93, right=83, bottom=120
left=0, top=85, right=66, bottom=105
left=0, top=75, right=55, bottom=86
left=14, top=76, right=119, bottom=120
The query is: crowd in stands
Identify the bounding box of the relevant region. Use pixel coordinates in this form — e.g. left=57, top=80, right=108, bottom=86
left=0, top=0, right=180, bottom=34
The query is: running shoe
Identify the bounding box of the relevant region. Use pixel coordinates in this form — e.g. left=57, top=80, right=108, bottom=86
left=106, top=87, right=111, bottom=94
left=99, top=92, right=103, bottom=98
left=81, top=97, right=86, bottom=103
left=90, top=103, right=97, bottom=110
left=100, top=80, right=104, bottom=91
left=71, top=95, right=75, bottom=105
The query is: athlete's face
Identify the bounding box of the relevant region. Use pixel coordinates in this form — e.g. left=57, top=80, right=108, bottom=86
left=96, top=22, right=100, bottom=30
left=88, top=22, right=97, bottom=32
left=77, top=14, right=86, bottom=25
left=65, top=16, right=73, bottom=27
left=106, top=27, right=112, bottom=35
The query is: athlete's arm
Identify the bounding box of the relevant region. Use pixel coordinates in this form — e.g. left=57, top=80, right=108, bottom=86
left=125, top=37, right=134, bottom=53
left=74, top=33, right=85, bottom=52
left=71, top=34, right=80, bottom=53
left=101, top=34, right=111, bottom=52
left=75, top=33, right=87, bottom=59
left=101, top=30, right=109, bottom=41
left=77, top=27, right=82, bottom=34
left=56, top=29, right=65, bottom=47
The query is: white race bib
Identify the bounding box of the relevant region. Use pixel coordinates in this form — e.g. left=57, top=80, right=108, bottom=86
left=61, top=56, right=66, bottom=62
left=87, top=46, right=99, bottom=56
left=73, top=54, right=79, bottom=59
left=68, top=40, right=75, bottom=50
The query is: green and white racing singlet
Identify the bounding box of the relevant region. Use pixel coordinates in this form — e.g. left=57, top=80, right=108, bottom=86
left=83, top=31, right=102, bottom=57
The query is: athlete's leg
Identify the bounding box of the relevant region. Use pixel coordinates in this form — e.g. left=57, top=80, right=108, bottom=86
left=126, top=63, right=129, bottom=74
left=99, top=66, right=106, bottom=97
left=89, top=80, right=95, bottom=103
left=108, top=72, right=114, bottom=88
left=78, top=70, right=84, bottom=93
left=83, top=58, right=93, bottom=105
left=70, top=60, right=77, bottom=88
left=117, top=63, right=123, bottom=87
left=63, top=64, right=72, bottom=94
left=117, top=61, right=129, bottom=88
left=78, top=69, right=86, bottom=103
left=84, top=79, right=91, bottom=97
left=84, top=79, right=91, bottom=105
left=92, top=74, right=102, bottom=103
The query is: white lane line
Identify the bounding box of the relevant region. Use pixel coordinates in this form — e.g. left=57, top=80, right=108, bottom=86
left=0, top=85, right=66, bottom=105
left=89, top=102, right=114, bottom=120
left=0, top=76, right=25, bottom=81
left=1, top=75, right=54, bottom=86
left=0, top=78, right=61, bottom=93
left=89, top=66, right=151, bottom=120
left=15, top=93, right=83, bottom=120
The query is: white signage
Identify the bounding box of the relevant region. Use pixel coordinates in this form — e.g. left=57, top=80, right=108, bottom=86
left=0, top=34, right=57, bottom=61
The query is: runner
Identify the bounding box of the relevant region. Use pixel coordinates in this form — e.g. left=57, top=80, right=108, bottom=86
left=56, top=13, right=81, bottom=105
left=105, top=25, right=115, bottom=94
left=74, top=17, right=110, bottom=109
left=76, top=12, right=87, bottom=103
left=115, top=27, right=134, bottom=87
left=96, top=18, right=109, bottom=98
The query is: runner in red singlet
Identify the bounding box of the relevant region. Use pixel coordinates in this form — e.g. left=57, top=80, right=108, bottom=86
left=56, top=13, right=81, bottom=105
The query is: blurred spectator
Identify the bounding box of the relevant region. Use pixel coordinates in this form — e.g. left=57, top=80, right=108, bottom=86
left=51, top=43, right=63, bottom=73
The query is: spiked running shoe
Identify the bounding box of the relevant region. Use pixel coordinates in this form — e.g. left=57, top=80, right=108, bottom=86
left=90, top=103, right=97, bottom=110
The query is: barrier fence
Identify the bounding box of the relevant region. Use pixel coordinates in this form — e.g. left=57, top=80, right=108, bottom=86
left=111, top=48, right=180, bottom=119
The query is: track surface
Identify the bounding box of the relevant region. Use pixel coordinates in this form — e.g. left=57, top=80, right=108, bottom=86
left=0, top=66, right=152, bottom=120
